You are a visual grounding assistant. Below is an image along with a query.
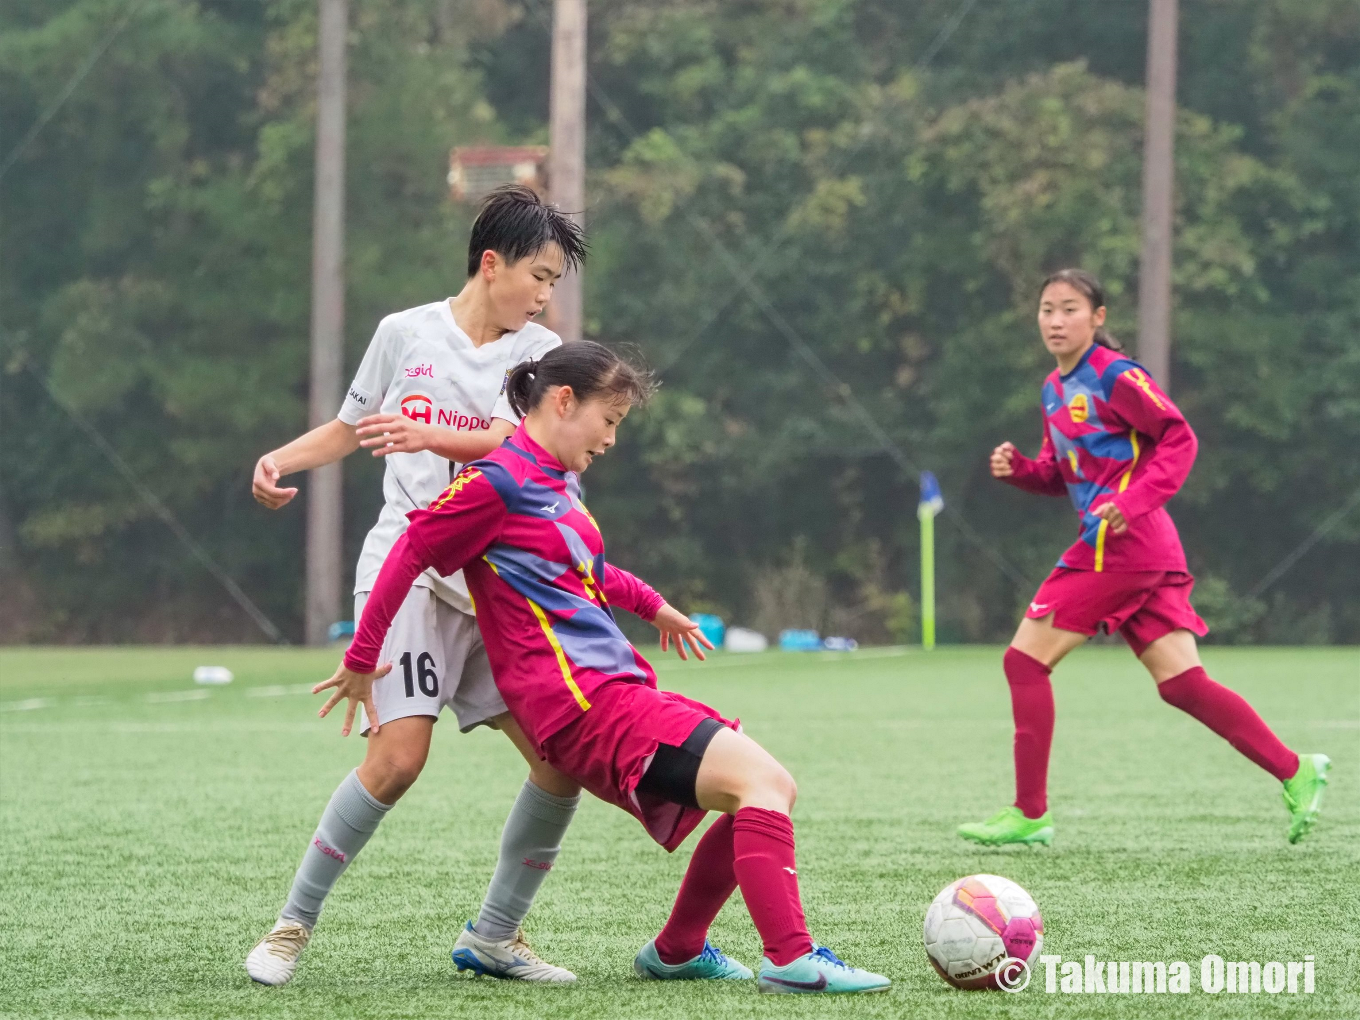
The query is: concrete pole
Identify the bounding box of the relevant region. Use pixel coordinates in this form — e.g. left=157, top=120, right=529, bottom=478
left=549, top=0, right=586, bottom=343
left=1138, top=0, right=1178, bottom=391
left=305, top=0, right=347, bottom=646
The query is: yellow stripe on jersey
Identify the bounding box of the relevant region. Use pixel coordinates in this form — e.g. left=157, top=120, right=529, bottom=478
left=1124, top=368, right=1166, bottom=409
left=1094, top=432, right=1140, bottom=572
left=429, top=469, right=482, bottom=511
left=525, top=597, right=592, bottom=712
left=481, top=554, right=591, bottom=712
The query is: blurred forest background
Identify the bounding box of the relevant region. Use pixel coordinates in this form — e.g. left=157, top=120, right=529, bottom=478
left=2, top=0, right=1358, bottom=645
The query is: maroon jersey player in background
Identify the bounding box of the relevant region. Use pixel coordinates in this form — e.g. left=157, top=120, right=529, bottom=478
left=957, top=269, right=1330, bottom=849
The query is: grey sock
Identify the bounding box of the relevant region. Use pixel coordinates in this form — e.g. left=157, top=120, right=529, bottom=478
left=473, top=780, right=580, bottom=941
left=279, top=769, right=392, bottom=928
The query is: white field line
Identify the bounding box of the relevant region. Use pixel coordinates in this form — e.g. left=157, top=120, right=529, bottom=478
left=145, top=690, right=210, bottom=703
left=246, top=684, right=317, bottom=698
left=682, top=645, right=917, bottom=670
left=0, top=697, right=53, bottom=712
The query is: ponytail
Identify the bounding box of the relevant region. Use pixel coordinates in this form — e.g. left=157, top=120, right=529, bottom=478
left=1093, top=325, right=1123, bottom=352
left=1039, top=268, right=1123, bottom=351
left=506, top=340, right=657, bottom=419
left=506, top=359, right=539, bottom=418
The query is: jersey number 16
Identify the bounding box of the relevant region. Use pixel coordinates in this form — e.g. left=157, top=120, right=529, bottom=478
left=399, top=651, right=438, bottom=698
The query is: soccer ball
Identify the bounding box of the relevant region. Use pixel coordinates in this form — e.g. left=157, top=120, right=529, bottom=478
left=923, top=874, right=1044, bottom=990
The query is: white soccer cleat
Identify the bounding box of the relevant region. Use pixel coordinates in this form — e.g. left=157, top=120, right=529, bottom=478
left=451, top=922, right=576, bottom=982
left=245, top=919, right=312, bottom=986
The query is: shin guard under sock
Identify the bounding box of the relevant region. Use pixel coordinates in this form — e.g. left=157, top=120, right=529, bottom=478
left=1005, top=647, right=1055, bottom=819
left=280, top=769, right=392, bottom=928
left=474, top=780, right=580, bottom=941
left=732, top=807, right=813, bottom=967
left=654, top=814, right=737, bottom=964
left=1158, top=666, right=1299, bottom=781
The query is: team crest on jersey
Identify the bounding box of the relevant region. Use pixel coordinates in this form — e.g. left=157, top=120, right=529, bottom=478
left=1067, top=393, right=1089, bottom=424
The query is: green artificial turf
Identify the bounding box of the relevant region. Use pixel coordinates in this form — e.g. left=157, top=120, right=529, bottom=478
left=1, top=644, right=1357, bottom=1019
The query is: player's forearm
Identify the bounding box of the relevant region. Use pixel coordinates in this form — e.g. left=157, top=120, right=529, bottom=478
left=344, top=534, right=429, bottom=673
left=1114, top=421, right=1198, bottom=521
left=421, top=420, right=514, bottom=463
left=1004, top=454, right=1066, bottom=496
left=603, top=563, right=665, bottom=621
left=270, top=419, right=361, bottom=476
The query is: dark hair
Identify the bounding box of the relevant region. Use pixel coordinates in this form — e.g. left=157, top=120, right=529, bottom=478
left=466, top=184, right=588, bottom=278
left=1038, top=268, right=1123, bottom=351
left=506, top=341, right=657, bottom=418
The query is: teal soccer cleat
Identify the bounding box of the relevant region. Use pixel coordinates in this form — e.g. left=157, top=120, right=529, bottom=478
left=757, top=946, right=891, bottom=994
left=634, top=939, right=753, bottom=980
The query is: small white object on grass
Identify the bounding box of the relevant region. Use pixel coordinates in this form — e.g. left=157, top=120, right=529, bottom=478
left=193, top=666, right=234, bottom=686
left=724, top=628, right=768, bottom=653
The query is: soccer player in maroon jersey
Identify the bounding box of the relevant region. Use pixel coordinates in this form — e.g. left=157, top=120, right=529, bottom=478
left=315, top=341, right=891, bottom=993
left=957, top=269, right=1330, bottom=848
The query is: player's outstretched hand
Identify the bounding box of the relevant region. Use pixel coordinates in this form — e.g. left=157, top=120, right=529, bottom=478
left=1091, top=500, right=1129, bottom=535
left=990, top=442, right=1016, bottom=478
left=356, top=413, right=436, bottom=457
left=314, top=662, right=393, bottom=736
left=652, top=603, right=714, bottom=662
left=252, top=454, right=299, bottom=508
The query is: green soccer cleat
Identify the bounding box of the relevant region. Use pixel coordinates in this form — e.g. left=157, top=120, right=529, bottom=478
left=634, top=939, right=753, bottom=981
left=1282, top=753, right=1331, bottom=844
left=957, top=806, right=1054, bottom=847
left=757, top=946, right=891, bottom=994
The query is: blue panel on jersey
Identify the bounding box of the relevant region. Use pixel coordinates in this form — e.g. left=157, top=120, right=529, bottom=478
left=554, top=521, right=597, bottom=573
left=1042, top=380, right=1061, bottom=415
left=1066, top=478, right=1111, bottom=515
left=485, top=543, right=569, bottom=586
left=1077, top=428, right=1135, bottom=461
left=506, top=477, right=573, bottom=519
left=1098, top=357, right=1146, bottom=394
left=551, top=612, right=646, bottom=680
left=477, top=460, right=522, bottom=508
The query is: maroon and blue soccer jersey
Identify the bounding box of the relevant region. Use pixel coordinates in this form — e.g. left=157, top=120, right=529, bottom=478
left=345, top=426, right=665, bottom=751
left=1004, top=343, right=1197, bottom=573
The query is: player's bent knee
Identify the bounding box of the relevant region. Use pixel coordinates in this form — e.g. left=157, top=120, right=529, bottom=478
left=745, top=760, right=797, bottom=812
left=361, top=741, right=429, bottom=801
left=379, top=757, right=425, bottom=798
left=528, top=760, right=581, bottom=798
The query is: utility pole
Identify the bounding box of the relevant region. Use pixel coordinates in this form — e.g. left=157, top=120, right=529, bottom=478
left=1138, top=0, right=1177, bottom=391
left=305, top=0, right=347, bottom=646
left=549, top=0, right=586, bottom=343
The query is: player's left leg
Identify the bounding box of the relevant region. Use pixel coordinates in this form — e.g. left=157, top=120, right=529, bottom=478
left=436, top=609, right=582, bottom=981
left=635, top=813, right=754, bottom=981
left=958, top=608, right=1088, bottom=847
left=687, top=727, right=891, bottom=994
left=1138, top=628, right=1330, bottom=843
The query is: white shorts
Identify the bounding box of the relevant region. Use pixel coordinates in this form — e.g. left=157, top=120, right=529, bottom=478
left=355, top=587, right=506, bottom=736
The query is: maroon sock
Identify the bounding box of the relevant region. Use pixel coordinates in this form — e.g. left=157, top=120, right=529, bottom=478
left=1005, top=647, right=1055, bottom=819
left=731, top=807, right=813, bottom=967
left=1158, top=667, right=1299, bottom=781
left=654, top=814, right=738, bottom=964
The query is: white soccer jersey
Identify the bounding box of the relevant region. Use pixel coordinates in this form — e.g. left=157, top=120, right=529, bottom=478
left=337, top=299, right=560, bottom=610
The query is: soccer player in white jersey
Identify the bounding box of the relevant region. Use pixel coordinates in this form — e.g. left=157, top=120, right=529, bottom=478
left=244, top=186, right=586, bottom=986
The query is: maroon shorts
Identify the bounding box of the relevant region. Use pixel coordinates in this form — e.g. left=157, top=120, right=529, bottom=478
left=540, top=681, right=737, bottom=852
left=1025, top=568, right=1208, bottom=657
